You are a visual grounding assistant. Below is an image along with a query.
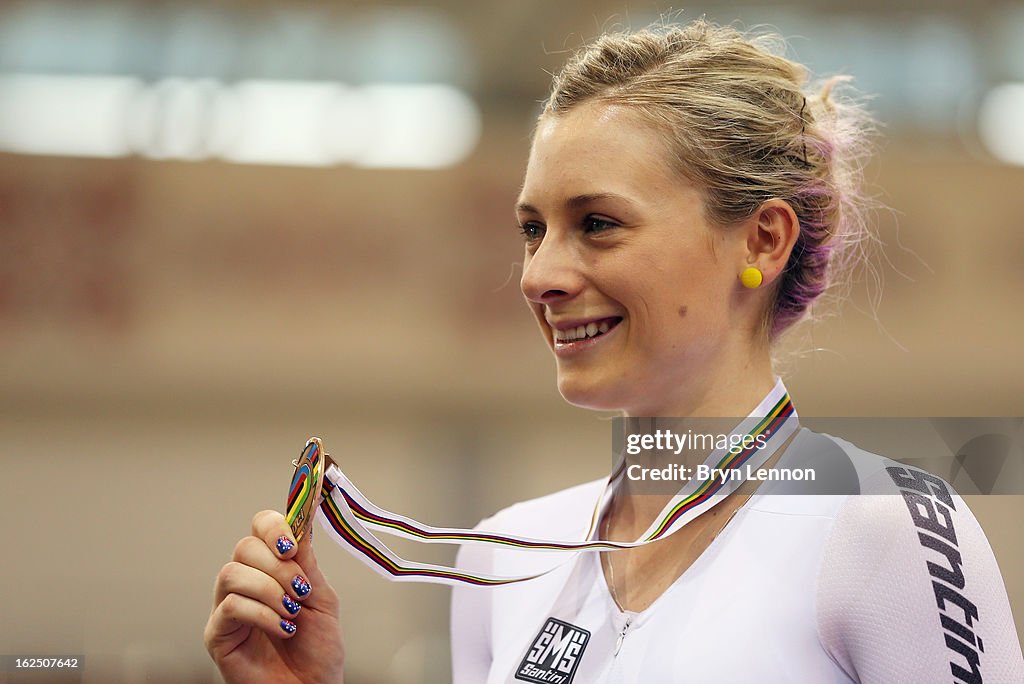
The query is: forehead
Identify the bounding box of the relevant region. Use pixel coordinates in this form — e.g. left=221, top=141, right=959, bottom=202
left=520, top=102, right=688, bottom=205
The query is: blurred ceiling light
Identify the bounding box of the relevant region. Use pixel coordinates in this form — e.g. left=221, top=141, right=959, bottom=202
left=349, top=85, right=481, bottom=169
left=128, top=78, right=221, bottom=161
left=214, top=81, right=480, bottom=168
left=0, top=74, right=480, bottom=169
left=0, top=74, right=142, bottom=158
left=212, top=80, right=344, bottom=167
left=978, top=83, right=1024, bottom=167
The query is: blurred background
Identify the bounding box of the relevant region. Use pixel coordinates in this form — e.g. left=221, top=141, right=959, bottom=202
left=0, top=0, right=1022, bottom=681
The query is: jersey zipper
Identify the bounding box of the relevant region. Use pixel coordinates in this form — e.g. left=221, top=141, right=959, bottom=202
left=613, top=615, right=633, bottom=656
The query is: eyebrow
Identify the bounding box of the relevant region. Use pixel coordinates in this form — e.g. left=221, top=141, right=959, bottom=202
left=515, top=192, right=636, bottom=215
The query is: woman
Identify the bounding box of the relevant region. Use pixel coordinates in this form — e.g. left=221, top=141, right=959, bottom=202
left=204, top=20, right=1023, bottom=683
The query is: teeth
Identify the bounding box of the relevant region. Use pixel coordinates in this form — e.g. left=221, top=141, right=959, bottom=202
left=553, top=319, right=616, bottom=342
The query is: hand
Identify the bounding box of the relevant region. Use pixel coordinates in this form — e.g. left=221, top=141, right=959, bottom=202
left=204, top=510, right=345, bottom=683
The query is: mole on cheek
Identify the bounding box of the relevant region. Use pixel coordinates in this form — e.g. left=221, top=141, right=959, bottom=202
left=678, top=305, right=688, bottom=318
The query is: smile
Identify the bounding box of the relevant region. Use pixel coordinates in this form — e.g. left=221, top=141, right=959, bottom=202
left=549, top=316, right=622, bottom=353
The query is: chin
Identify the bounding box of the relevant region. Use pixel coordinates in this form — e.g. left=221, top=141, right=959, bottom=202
left=555, top=373, right=625, bottom=412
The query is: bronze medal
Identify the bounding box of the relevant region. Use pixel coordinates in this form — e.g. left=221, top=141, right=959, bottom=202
left=285, top=437, right=331, bottom=542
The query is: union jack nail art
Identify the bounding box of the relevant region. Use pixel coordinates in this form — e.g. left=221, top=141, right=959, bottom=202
left=292, top=575, right=311, bottom=597
left=282, top=594, right=301, bottom=615
left=276, top=536, right=294, bottom=555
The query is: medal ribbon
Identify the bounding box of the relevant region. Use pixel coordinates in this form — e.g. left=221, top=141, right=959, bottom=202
left=314, top=379, right=798, bottom=587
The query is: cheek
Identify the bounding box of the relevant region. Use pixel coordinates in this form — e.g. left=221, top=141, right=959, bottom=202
left=528, top=303, right=548, bottom=332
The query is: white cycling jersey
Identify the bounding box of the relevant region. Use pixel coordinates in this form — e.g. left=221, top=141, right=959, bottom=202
left=450, top=429, right=1024, bottom=683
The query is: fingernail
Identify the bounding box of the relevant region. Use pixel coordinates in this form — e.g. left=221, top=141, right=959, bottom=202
left=276, top=536, right=294, bottom=555
left=292, top=575, right=311, bottom=597
left=280, top=619, right=297, bottom=634
left=282, top=594, right=301, bottom=615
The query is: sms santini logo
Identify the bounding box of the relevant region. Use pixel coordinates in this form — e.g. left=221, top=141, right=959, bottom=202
left=515, top=617, right=591, bottom=683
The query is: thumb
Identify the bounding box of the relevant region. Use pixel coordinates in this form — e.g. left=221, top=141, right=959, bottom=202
left=293, top=518, right=329, bottom=588
left=291, top=521, right=341, bottom=615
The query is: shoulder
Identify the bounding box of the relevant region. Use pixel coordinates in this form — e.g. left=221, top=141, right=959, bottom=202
left=751, top=427, right=960, bottom=505
left=810, top=434, right=1024, bottom=682
left=818, top=430, right=945, bottom=495
left=744, top=428, right=899, bottom=517
left=810, top=429, right=990, bottom=595
left=814, top=431, right=983, bottom=550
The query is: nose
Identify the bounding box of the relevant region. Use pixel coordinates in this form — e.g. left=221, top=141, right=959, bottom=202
left=520, top=232, right=585, bottom=305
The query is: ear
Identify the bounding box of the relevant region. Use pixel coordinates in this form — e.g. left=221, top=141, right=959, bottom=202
left=742, top=199, right=800, bottom=286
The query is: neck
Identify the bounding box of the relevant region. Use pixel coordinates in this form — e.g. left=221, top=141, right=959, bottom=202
left=624, top=340, right=776, bottom=419
left=612, top=343, right=779, bottom=535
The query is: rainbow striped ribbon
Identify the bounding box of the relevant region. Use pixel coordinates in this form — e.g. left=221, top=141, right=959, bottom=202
left=314, top=379, right=798, bottom=587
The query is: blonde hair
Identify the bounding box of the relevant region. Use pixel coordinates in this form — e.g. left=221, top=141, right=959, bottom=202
left=541, top=19, right=876, bottom=339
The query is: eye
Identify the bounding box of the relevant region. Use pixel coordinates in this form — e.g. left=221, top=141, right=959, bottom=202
left=519, top=222, right=545, bottom=242
left=583, top=215, right=618, bottom=233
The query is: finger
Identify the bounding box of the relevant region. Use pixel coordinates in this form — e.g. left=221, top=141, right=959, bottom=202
left=251, top=510, right=332, bottom=603
left=214, top=561, right=304, bottom=620
left=250, top=509, right=298, bottom=561
left=285, top=516, right=342, bottom=619
left=207, top=592, right=298, bottom=650
left=291, top=521, right=329, bottom=589
left=232, top=536, right=315, bottom=605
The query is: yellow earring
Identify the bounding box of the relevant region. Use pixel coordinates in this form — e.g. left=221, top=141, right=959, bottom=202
left=740, top=266, right=763, bottom=289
